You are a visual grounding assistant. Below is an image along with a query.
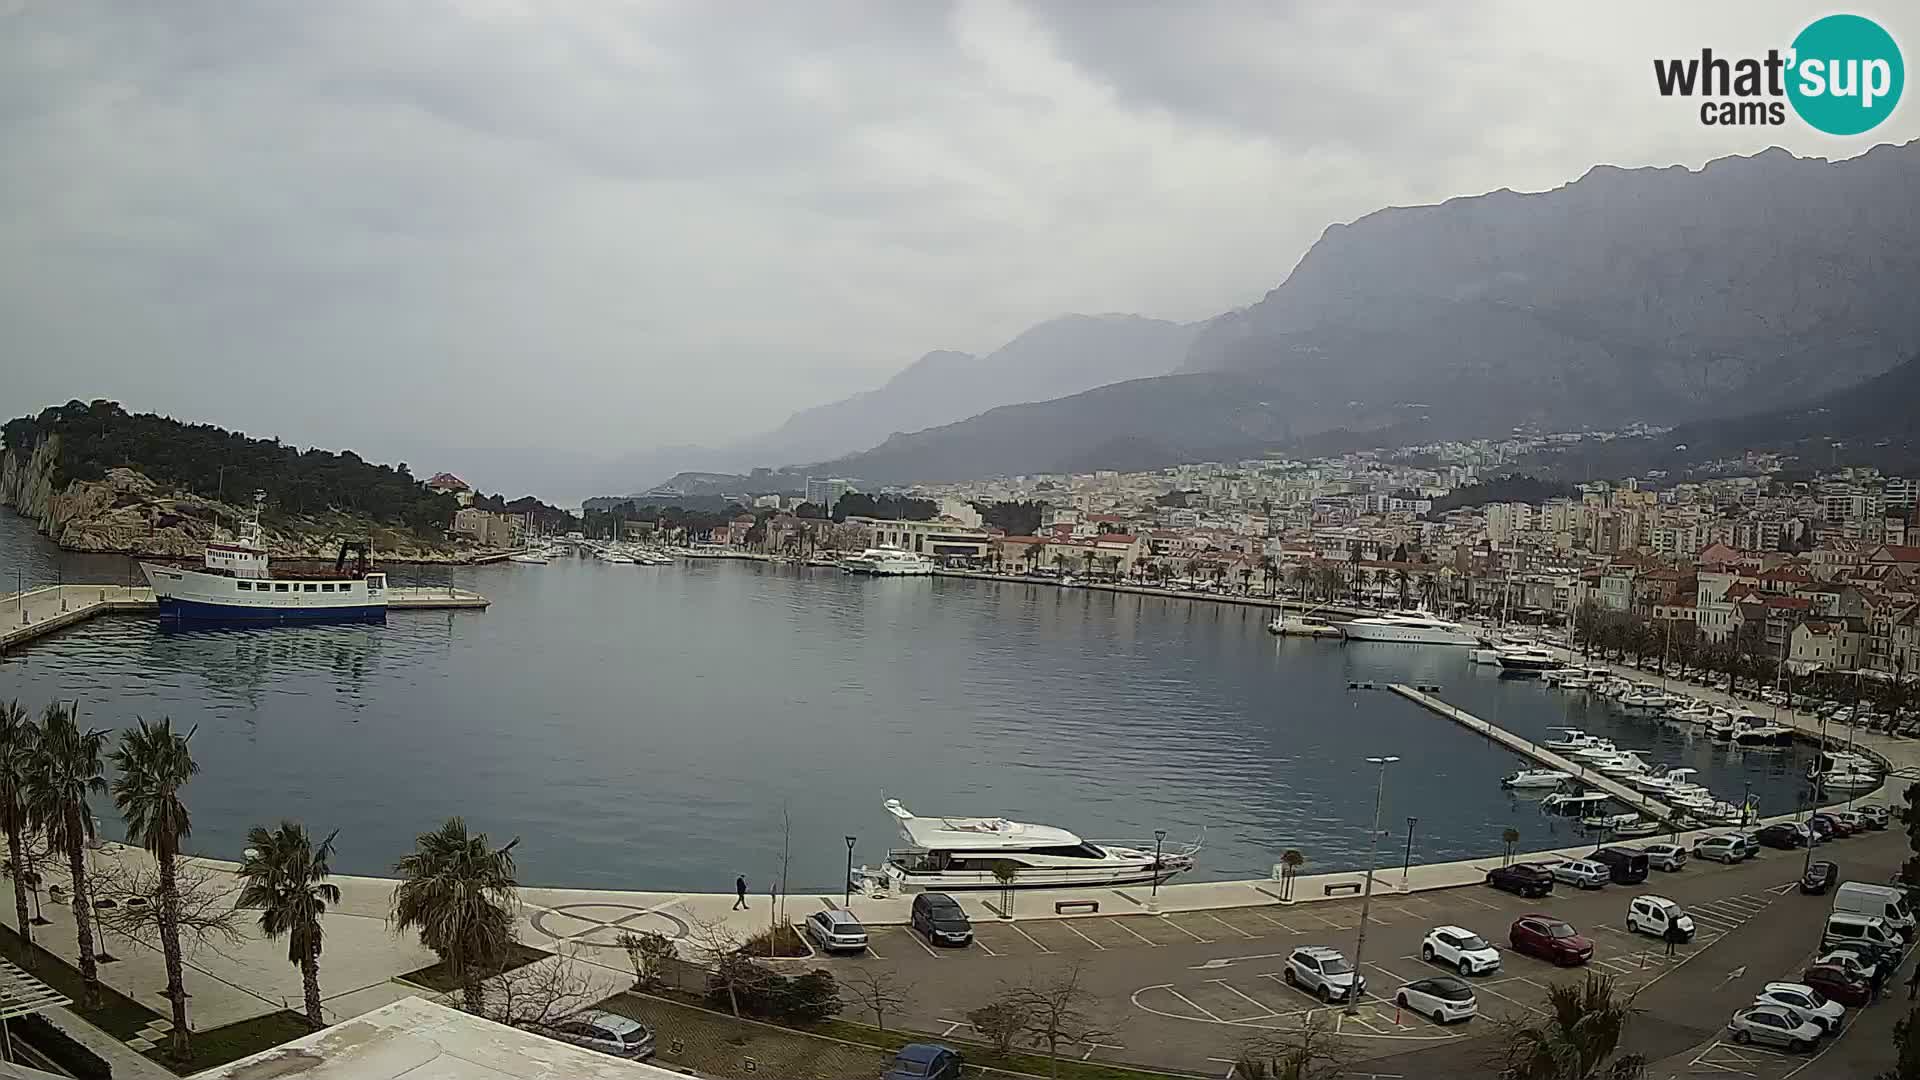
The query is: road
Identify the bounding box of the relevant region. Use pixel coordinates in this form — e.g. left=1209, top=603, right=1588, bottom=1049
left=812, top=825, right=1909, bottom=1077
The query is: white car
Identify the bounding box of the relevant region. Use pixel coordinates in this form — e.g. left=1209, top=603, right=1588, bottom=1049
left=1727, top=1006, right=1822, bottom=1053
left=1283, top=947, right=1365, bottom=1003
left=534, top=1010, right=656, bottom=1060
left=802, top=909, right=870, bottom=953
left=1813, top=949, right=1882, bottom=983
left=1754, top=983, right=1844, bottom=1036
left=1395, top=976, right=1477, bottom=1024
left=1551, top=859, right=1611, bottom=890
left=1626, top=896, right=1696, bottom=942
left=1421, top=925, right=1501, bottom=976
left=1640, top=843, right=1687, bottom=871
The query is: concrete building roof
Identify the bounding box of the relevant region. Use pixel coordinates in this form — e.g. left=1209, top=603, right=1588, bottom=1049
left=192, top=997, right=687, bottom=1080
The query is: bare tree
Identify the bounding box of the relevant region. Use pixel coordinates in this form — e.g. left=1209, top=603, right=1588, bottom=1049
left=774, top=802, right=794, bottom=935
left=1005, top=963, right=1116, bottom=1078
left=614, top=929, right=676, bottom=992
left=841, top=968, right=913, bottom=1031
left=685, top=913, right=767, bottom=1018
left=965, top=998, right=1025, bottom=1056
left=1233, top=1015, right=1351, bottom=1080
left=479, top=946, right=602, bottom=1030
left=91, top=856, right=244, bottom=959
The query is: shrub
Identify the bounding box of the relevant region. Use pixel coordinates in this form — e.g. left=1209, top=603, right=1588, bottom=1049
left=704, top=961, right=841, bottom=1022
left=777, top=969, right=841, bottom=1023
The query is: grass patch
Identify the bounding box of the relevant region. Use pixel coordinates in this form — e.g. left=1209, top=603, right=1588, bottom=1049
left=145, top=1010, right=314, bottom=1074
left=0, top=919, right=163, bottom=1041
left=814, top=1018, right=1191, bottom=1080
left=399, top=942, right=551, bottom=993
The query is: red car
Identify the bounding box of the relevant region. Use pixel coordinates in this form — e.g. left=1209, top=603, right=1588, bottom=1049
left=1801, top=964, right=1872, bottom=1007
left=1510, top=915, right=1594, bottom=966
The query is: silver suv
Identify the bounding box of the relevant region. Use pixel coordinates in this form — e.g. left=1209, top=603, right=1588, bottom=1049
left=1283, top=946, right=1365, bottom=1003
left=1551, top=859, right=1611, bottom=890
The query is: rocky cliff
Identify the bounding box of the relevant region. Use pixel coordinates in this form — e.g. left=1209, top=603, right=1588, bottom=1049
left=0, top=444, right=469, bottom=563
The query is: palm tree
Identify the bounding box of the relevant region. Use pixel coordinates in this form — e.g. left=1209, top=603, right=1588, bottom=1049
left=1259, top=556, right=1277, bottom=597
left=1372, top=567, right=1392, bottom=604
left=391, top=817, right=521, bottom=1014
left=1394, top=567, right=1411, bottom=609
left=110, top=717, right=199, bottom=1058
left=238, top=822, right=341, bottom=1029
left=27, top=703, right=109, bottom=1009
left=1499, top=972, right=1646, bottom=1079
left=0, top=702, right=38, bottom=963
left=1289, top=564, right=1312, bottom=599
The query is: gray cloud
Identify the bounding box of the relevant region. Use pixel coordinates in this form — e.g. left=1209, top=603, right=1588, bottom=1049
left=3, top=1, right=1916, bottom=500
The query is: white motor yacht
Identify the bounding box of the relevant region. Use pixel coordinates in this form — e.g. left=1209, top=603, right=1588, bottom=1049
left=1669, top=702, right=1717, bottom=726
left=1808, top=751, right=1878, bottom=780
left=1813, top=767, right=1881, bottom=793
left=1544, top=728, right=1601, bottom=752
left=1335, top=609, right=1480, bottom=646
left=842, top=545, right=934, bottom=576
left=850, top=800, right=1198, bottom=893
left=1501, top=768, right=1574, bottom=789
left=1542, top=792, right=1613, bottom=817
left=1569, top=742, right=1622, bottom=762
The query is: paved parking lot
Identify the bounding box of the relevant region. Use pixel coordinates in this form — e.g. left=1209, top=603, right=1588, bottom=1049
left=821, top=829, right=1904, bottom=1076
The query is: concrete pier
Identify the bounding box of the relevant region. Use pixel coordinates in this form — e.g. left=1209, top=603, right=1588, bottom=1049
left=1388, top=682, right=1682, bottom=824
left=1, top=582, right=488, bottom=652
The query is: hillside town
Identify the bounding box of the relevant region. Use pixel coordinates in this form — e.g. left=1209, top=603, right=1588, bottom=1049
left=544, top=430, right=1920, bottom=689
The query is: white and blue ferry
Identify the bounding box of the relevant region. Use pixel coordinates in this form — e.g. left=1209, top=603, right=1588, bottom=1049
left=140, top=496, right=387, bottom=623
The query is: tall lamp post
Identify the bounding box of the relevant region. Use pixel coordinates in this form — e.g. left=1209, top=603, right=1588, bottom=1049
left=843, top=836, right=857, bottom=909
left=1348, top=754, right=1399, bottom=1015
left=1401, top=817, right=1419, bottom=888
left=1150, top=829, right=1168, bottom=913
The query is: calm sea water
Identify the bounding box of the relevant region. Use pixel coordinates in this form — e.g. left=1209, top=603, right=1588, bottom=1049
left=0, top=510, right=1820, bottom=892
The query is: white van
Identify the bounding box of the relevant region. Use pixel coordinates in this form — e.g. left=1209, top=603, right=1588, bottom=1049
left=1822, top=912, right=1903, bottom=960
left=1834, top=882, right=1916, bottom=940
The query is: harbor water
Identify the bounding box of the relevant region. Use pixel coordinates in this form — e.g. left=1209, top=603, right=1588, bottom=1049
left=0, top=510, right=1821, bottom=892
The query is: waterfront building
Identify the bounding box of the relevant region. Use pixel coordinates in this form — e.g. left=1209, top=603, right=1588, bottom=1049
left=805, top=476, right=855, bottom=512
left=848, top=514, right=995, bottom=561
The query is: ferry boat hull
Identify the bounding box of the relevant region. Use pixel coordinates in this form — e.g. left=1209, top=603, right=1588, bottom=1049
left=143, top=565, right=388, bottom=624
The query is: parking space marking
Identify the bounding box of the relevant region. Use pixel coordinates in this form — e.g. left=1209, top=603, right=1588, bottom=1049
left=1060, top=920, right=1109, bottom=951
left=1163, top=917, right=1213, bottom=943
left=1685, top=909, right=1743, bottom=930
left=1455, top=892, right=1501, bottom=910
left=863, top=941, right=886, bottom=960
left=1472, top=980, right=1545, bottom=1016
left=1003, top=922, right=1053, bottom=954
left=1251, top=909, right=1304, bottom=933
left=1110, top=918, right=1162, bottom=947
left=972, top=934, right=1000, bottom=956
left=903, top=928, right=940, bottom=959
left=1163, top=986, right=1225, bottom=1022
left=1207, top=979, right=1283, bottom=1020
left=1203, top=912, right=1259, bottom=940
left=1305, top=910, right=1351, bottom=930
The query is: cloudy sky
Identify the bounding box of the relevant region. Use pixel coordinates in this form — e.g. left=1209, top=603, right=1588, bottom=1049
left=4, top=1, right=1916, bottom=498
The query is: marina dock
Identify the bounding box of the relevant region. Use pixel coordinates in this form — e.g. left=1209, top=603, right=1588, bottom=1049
left=2, top=583, right=488, bottom=653
left=1388, top=682, right=1682, bottom=825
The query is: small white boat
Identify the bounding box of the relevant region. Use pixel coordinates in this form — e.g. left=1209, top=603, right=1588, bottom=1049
left=1569, top=742, right=1622, bottom=762
left=1555, top=675, right=1593, bottom=690
left=1502, top=768, right=1574, bottom=789
left=1734, top=723, right=1794, bottom=748
left=508, top=550, right=549, bottom=564
left=1496, top=646, right=1562, bottom=673
left=1267, top=606, right=1343, bottom=638
left=1468, top=646, right=1505, bottom=666
left=1542, top=792, right=1614, bottom=817
left=851, top=799, right=1198, bottom=893
left=1582, top=811, right=1641, bottom=830
left=1545, top=729, right=1603, bottom=752
left=1613, top=819, right=1662, bottom=838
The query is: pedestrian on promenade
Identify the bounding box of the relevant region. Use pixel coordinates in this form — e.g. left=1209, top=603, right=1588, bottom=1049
left=1906, top=962, right=1920, bottom=1001
left=734, top=875, right=748, bottom=910
left=1870, top=963, right=1886, bottom=1003
left=1663, top=920, right=1686, bottom=959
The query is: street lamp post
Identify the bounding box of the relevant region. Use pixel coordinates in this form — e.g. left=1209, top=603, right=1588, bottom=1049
left=1150, top=829, right=1167, bottom=912
left=1348, top=755, right=1399, bottom=1016
left=1401, top=817, right=1418, bottom=888
left=843, top=836, right=857, bottom=909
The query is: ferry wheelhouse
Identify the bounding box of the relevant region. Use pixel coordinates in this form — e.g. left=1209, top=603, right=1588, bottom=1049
left=140, top=495, right=387, bottom=624
left=852, top=799, right=1198, bottom=893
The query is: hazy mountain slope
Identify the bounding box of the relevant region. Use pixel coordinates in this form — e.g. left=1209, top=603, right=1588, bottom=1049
left=731, top=314, right=1197, bottom=466
left=812, top=143, right=1920, bottom=486
left=1182, top=142, right=1920, bottom=424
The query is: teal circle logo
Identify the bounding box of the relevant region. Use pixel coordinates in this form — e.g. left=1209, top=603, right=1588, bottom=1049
left=1787, top=14, right=1903, bottom=135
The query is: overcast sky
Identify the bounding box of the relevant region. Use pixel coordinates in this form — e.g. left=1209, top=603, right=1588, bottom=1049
left=4, top=1, right=1916, bottom=497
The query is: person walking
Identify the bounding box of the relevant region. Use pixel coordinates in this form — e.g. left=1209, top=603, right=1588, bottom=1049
left=1663, top=920, right=1686, bottom=959
left=1870, top=962, right=1886, bottom=1003
left=1906, top=962, right=1920, bottom=1001
left=734, top=875, right=749, bottom=911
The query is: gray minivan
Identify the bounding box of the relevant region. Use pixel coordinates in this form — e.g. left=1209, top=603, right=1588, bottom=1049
left=1822, top=912, right=1904, bottom=964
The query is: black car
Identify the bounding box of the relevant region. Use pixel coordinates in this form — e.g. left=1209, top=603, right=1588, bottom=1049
left=1591, top=847, right=1648, bottom=884
left=910, top=893, right=974, bottom=946
left=1802, top=860, right=1839, bottom=895
left=1809, top=813, right=1849, bottom=839
left=1486, top=863, right=1554, bottom=898
left=1755, top=824, right=1804, bottom=850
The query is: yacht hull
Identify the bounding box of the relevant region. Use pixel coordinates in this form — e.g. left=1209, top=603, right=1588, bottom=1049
left=1339, top=623, right=1479, bottom=646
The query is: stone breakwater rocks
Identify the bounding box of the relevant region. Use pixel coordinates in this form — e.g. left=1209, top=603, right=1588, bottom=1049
left=1, top=447, right=473, bottom=563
